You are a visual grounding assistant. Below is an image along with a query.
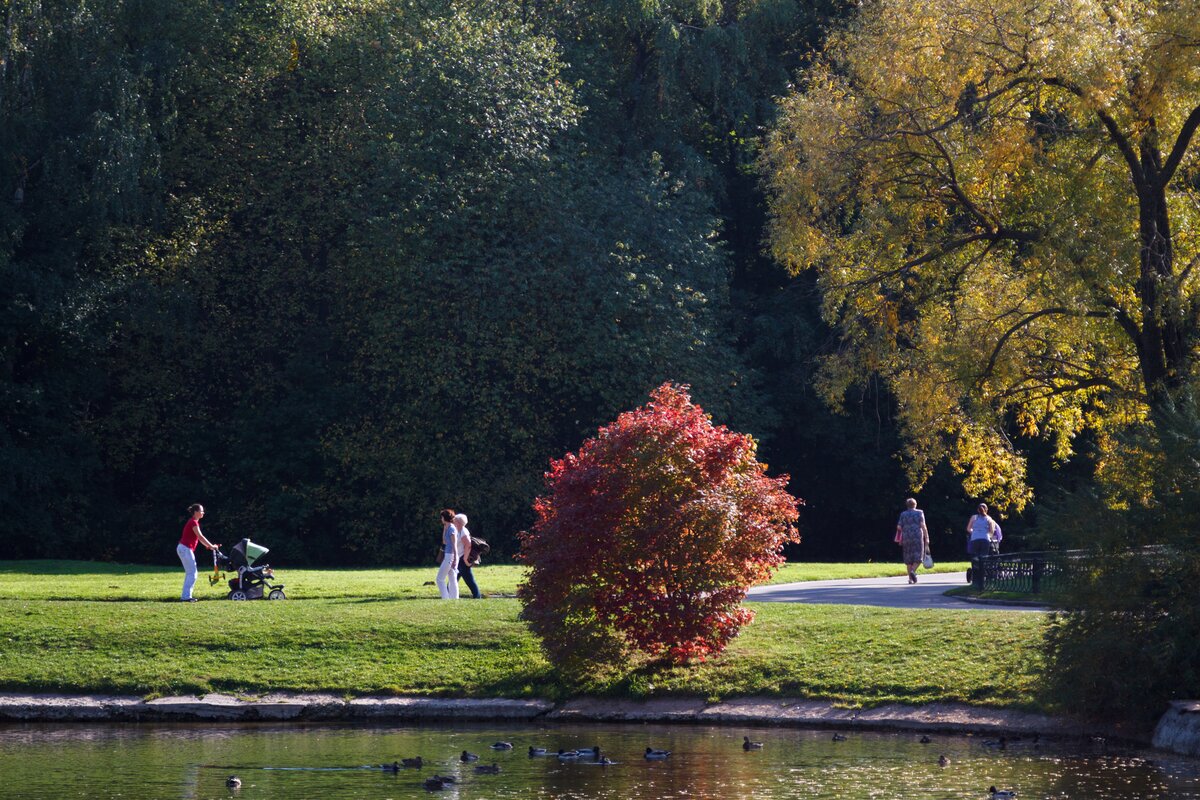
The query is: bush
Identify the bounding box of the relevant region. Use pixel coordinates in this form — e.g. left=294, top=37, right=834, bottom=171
left=517, top=383, right=801, bottom=669
left=1041, top=404, right=1200, bottom=723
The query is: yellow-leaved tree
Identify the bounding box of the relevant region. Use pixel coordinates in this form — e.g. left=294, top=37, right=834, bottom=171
left=764, top=0, right=1200, bottom=509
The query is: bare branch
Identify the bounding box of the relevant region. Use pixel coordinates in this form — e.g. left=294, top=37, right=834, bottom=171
left=1162, top=103, right=1200, bottom=185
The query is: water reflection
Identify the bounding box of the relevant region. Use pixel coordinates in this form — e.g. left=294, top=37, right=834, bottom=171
left=0, top=721, right=1196, bottom=799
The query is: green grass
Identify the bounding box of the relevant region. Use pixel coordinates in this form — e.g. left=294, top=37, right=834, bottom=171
left=768, top=561, right=971, bottom=584
left=944, top=585, right=1065, bottom=605
left=0, top=560, right=1045, bottom=710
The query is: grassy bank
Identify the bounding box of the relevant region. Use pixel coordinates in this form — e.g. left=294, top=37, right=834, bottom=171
left=0, top=559, right=973, bottom=601
left=0, top=560, right=1041, bottom=710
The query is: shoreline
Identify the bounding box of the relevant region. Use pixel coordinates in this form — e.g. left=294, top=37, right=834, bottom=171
left=0, top=692, right=1145, bottom=745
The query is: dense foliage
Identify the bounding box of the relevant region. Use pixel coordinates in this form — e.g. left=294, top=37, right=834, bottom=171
left=764, top=0, right=1200, bottom=511
left=518, top=383, right=800, bottom=667
left=2, top=0, right=812, bottom=563
left=1041, top=403, right=1200, bottom=722
left=2, top=0, right=1128, bottom=567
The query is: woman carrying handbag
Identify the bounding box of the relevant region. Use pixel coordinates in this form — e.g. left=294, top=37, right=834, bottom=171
left=895, top=498, right=930, bottom=584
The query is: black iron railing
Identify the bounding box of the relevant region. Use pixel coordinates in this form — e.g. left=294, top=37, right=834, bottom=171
left=972, top=550, right=1095, bottom=594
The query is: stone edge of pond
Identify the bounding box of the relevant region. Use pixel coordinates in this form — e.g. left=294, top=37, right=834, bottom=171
left=0, top=692, right=1150, bottom=745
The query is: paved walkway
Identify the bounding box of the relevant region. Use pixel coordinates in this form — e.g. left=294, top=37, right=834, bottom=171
left=747, top=572, right=1048, bottom=611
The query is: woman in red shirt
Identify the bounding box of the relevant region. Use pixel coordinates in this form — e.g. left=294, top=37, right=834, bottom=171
left=178, top=503, right=219, bottom=602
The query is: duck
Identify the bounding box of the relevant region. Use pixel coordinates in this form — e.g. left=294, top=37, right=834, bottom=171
left=557, top=749, right=581, bottom=760
left=401, top=756, right=424, bottom=769
left=743, top=736, right=764, bottom=750
left=919, top=735, right=932, bottom=744
left=380, top=762, right=401, bottom=772
left=831, top=733, right=848, bottom=742
left=644, top=747, right=672, bottom=760
left=490, top=741, right=514, bottom=750
left=982, top=737, right=1007, bottom=749
left=474, top=763, right=502, bottom=774
left=528, top=746, right=549, bottom=757
left=988, top=787, right=1017, bottom=800
left=460, top=750, right=479, bottom=762
left=423, top=776, right=448, bottom=791
left=226, top=776, right=242, bottom=788
left=574, top=746, right=600, bottom=756
left=938, top=754, right=950, bottom=768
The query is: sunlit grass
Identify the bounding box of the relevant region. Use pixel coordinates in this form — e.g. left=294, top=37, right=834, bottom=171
left=0, top=560, right=1044, bottom=709
left=0, top=560, right=971, bottom=601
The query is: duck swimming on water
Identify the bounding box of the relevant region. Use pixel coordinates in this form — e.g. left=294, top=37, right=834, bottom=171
left=226, top=776, right=242, bottom=788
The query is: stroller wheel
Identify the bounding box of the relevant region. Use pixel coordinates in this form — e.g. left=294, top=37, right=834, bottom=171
left=229, top=590, right=249, bottom=601
left=267, top=589, right=286, bottom=601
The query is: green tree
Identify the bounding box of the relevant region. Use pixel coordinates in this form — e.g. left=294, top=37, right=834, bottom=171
left=1, top=0, right=169, bottom=554
left=1042, top=402, right=1200, bottom=721
left=764, top=0, right=1200, bottom=509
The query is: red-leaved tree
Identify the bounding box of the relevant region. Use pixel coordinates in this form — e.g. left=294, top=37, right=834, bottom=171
left=518, top=382, right=801, bottom=668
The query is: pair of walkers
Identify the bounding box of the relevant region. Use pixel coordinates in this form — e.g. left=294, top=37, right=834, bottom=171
left=895, top=499, right=1004, bottom=584
left=436, top=509, right=482, bottom=600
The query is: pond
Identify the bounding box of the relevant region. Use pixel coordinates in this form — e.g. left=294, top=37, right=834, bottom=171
left=0, top=721, right=1197, bottom=800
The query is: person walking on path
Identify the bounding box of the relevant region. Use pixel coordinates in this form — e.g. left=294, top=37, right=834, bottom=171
left=454, top=513, right=482, bottom=599
left=177, top=503, right=219, bottom=602
left=966, top=502, right=999, bottom=583
left=436, top=508, right=460, bottom=599
left=895, top=498, right=929, bottom=584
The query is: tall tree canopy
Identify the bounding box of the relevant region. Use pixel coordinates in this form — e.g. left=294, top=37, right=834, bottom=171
left=764, top=0, right=1200, bottom=508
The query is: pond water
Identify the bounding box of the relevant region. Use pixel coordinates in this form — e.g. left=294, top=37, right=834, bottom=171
left=0, top=721, right=1197, bottom=800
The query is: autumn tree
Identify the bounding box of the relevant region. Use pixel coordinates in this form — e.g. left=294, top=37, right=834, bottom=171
left=764, top=0, right=1200, bottom=508
left=518, top=383, right=800, bottom=669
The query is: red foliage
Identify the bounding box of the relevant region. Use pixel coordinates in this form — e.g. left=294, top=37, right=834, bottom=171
left=517, top=382, right=801, bottom=667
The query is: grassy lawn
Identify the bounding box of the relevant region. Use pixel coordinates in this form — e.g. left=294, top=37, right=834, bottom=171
left=769, top=561, right=971, bottom=583
left=0, top=560, right=1045, bottom=710
left=943, top=585, right=1066, bottom=606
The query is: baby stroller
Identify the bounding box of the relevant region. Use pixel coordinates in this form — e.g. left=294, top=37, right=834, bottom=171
left=211, top=538, right=286, bottom=600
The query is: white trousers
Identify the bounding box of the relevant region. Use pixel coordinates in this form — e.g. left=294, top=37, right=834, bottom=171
left=177, top=543, right=198, bottom=600
left=437, top=551, right=459, bottom=599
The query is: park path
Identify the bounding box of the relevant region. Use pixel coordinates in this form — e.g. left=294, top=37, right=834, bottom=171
left=747, top=572, right=1047, bottom=611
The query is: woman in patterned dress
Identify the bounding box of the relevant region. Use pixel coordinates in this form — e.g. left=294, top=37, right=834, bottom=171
left=896, top=498, right=929, bottom=584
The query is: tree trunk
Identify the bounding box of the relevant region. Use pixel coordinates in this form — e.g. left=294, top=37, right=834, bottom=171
left=1136, top=180, right=1188, bottom=411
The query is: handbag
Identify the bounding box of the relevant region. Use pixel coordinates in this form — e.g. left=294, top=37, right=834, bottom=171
left=922, top=553, right=934, bottom=570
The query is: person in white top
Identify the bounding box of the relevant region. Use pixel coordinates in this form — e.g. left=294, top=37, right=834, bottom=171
left=436, top=508, right=460, bottom=599
left=966, top=502, right=999, bottom=583
left=453, top=513, right=482, bottom=599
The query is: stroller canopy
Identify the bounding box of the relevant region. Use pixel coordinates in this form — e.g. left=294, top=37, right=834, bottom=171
left=230, top=538, right=270, bottom=568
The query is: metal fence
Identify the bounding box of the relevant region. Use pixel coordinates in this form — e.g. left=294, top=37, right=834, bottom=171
left=973, top=549, right=1095, bottom=594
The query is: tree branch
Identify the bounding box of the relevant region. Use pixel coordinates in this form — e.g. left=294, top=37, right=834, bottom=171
left=978, top=307, right=1110, bottom=384
left=1040, top=77, right=1144, bottom=186
left=1162, top=103, right=1200, bottom=185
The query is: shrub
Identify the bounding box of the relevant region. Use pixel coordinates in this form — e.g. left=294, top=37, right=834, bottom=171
left=1041, top=404, right=1200, bottom=723
left=517, top=382, right=801, bottom=669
